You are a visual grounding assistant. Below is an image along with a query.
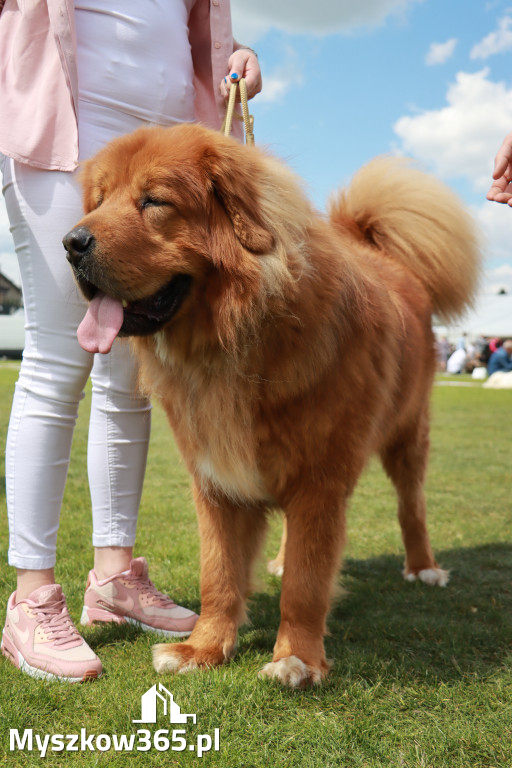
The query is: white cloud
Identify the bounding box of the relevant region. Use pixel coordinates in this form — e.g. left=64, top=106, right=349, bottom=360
left=485, top=275, right=512, bottom=294
left=425, top=38, right=457, bottom=66
left=487, top=262, right=512, bottom=294
left=467, top=201, right=512, bottom=294
left=473, top=199, right=512, bottom=266
left=471, top=14, right=512, bottom=60
left=394, top=69, right=512, bottom=291
left=255, top=45, right=304, bottom=103
left=231, top=0, right=423, bottom=43
left=393, top=68, right=512, bottom=192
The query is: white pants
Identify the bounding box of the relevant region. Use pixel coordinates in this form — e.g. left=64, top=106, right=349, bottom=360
left=1, top=101, right=160, bottom=570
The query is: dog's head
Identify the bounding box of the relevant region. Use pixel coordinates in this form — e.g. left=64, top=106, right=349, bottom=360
left=63, top=124, right=283, bottom=353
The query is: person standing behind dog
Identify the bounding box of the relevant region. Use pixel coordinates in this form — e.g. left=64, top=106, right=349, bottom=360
left=0, top=0, right=261, bottom=683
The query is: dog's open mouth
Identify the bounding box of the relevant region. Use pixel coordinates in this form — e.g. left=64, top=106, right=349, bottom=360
left=77, top=274, right=192, bottom=354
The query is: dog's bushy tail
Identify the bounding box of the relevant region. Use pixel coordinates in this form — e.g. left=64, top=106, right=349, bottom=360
left=328, top=156, right=481, bottom=321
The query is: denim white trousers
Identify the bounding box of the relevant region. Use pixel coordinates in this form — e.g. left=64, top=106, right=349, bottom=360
left=1, top=102, right=158, bottom=569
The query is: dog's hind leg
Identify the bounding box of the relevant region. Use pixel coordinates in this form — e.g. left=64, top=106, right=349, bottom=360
left=380, top=414, right=449, bottom=587
left=153, top=486, right=267, bottom=675
left=267, top=517, right=287, bottom=577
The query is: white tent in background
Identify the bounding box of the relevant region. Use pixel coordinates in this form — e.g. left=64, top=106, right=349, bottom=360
left=434, top=293, right=512, bottom=341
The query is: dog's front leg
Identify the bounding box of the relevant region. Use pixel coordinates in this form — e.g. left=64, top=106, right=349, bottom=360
left=153, top=485, right=267, bottom=675
left=259, top=491, right=347, bottom=688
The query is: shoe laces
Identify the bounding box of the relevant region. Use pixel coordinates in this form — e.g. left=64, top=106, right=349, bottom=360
left=123, top=573, right=177, bottom=609
left=34, top=598, right=82, bottom=647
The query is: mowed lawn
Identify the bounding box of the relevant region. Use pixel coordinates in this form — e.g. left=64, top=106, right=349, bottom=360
left=0, top=359, right=512, bottom=767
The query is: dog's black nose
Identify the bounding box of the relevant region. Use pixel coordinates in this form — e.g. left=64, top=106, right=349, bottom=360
left=63, top=227, right=95, bottom=266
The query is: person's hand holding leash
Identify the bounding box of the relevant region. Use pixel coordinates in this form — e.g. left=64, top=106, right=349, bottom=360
left=220, top=47, right=262, bottom=101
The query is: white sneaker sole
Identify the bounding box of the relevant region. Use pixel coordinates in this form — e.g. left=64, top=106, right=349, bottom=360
left=80, top=605, right=194, bottom=638
left=2, top=637, right=100, bottom=683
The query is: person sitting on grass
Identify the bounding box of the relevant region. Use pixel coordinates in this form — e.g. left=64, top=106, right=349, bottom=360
left=487, top=340, right=512, bottom=377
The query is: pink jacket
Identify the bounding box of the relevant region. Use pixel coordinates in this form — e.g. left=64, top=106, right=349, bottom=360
left=0, top=0, right=240, bottom=171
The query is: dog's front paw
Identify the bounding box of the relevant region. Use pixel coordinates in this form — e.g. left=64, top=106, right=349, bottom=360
left=153, top=643, right=198, bottom=675
left=403, top=567, right=450, bottom=587
left=152, top=642, right=228, bottom=675
left=258, top=655, right=328, bottom=688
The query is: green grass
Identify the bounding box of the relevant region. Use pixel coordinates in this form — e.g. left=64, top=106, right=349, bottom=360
left=1, top=361, right=512, bottom=766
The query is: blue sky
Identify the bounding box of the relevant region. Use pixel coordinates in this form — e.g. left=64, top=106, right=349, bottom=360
left=2, top=0, right=512, bottom=293
left=232, top=0, right=512, bottom=294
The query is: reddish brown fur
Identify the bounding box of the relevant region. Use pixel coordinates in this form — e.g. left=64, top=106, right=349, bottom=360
left=74, top=124, right=480, bottom=687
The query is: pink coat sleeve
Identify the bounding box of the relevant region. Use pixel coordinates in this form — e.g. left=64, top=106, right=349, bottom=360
left=0, top=0, right=79, bottom=170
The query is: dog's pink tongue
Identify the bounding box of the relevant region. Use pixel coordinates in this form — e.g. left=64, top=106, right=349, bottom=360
left=77, top=292, right=124, bottom=354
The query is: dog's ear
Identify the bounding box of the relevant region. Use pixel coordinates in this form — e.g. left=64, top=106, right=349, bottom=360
left=78, top=159, right=100, bottom=215
left=206, top=146, right=274, bottom=255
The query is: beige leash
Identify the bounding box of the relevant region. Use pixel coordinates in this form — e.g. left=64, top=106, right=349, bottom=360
left=221, top=78, right=255, bottom=146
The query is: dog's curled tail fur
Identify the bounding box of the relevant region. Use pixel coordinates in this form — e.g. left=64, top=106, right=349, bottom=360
left=328, top=156, right=481, bottom=321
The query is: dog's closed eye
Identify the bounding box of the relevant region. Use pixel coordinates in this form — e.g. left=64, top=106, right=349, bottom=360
left=140, top=196, right=174, bottom=211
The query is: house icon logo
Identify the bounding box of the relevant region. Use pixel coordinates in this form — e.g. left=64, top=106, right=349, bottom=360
left=133, top=683, right=197, bottom=725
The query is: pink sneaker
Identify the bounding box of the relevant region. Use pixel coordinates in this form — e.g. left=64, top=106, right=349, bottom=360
left=1, top=585, right=102, bottom=682
left=81, top=557, right=198, bottom=638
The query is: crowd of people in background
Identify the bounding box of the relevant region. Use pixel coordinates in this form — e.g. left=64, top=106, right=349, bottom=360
left=436, top=333, right=512, bottom=377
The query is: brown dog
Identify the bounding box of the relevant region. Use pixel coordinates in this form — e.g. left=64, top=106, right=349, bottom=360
left=63, top=124, right=480, bottom=687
